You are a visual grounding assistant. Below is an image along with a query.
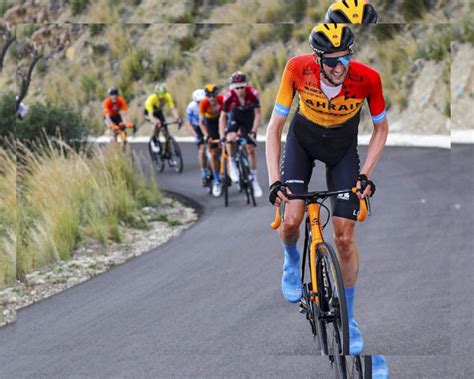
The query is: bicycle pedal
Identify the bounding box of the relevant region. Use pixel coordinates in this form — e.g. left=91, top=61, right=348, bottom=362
left=299, top=303, right=306, bottom=314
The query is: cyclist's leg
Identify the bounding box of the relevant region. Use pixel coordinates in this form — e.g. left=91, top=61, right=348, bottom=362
left=326, top=137, right=364, bottom=354
left=224, top=116, right=239, bottom=182
left=195, top=126, right=207, bottom=182
left=110, top=115, right=123, bottom=144
left=278, top=125, right=314, bottom=302
left=207, top=121, right=221, bottom=183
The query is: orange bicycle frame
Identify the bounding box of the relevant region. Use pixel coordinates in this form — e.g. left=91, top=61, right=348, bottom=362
left=271, top=188, right=368, bottom=302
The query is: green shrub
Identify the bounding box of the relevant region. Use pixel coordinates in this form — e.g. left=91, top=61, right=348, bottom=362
left=373, top=24, right=397, bottom=42
left=89, top=23, right=105, bottom=36
left=0, top=92, right=15, bottom=142
left=149, top=56, right=173, bottom=82
left=400, top=0, right=430, bottom=21
left=288, top=0, right=306, bottom=22
left=80, top=73, right=98, bottom=101
left=121, top=49, right=150, bottom=83
left=70, top=0, right=90, bottom=15
left=177, top=34, right=196, bottom=52
left=0, top=0, right=9, bottom=16
left=16, top=102, right=91, bottom=144
left=36, top=61, right=48, bottom=75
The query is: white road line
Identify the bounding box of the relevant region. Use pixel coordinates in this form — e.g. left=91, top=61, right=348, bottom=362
left=91, top=133, right=458, bottom=148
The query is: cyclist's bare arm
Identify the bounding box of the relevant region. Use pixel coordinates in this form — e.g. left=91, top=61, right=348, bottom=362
left=251, top=107, right=261, bottom=134
left=200, top=120, right=209, bottom=139
left=171, top=107, right=181, bottom=123
left=186, top=121, right=197, bottom=137
left=219, top=111, right=227, bottom=139
left=358, top=117, right=389, bottom=198
left=121, top=110, right=132, bottom=125
left=265, top=112, right=290, bottom=205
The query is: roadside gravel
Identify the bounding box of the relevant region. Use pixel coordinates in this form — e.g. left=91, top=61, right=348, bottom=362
left=0, top=197, right=197, bottom=327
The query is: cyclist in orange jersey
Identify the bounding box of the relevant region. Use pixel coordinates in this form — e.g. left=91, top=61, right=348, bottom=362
left=199, top=84, right=225, bottom=197
left=266, top=24, right=388, bottom=363
left=103, top=87, right=133, bottom=134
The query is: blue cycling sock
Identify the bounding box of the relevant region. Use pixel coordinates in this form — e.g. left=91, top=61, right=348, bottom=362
left=212, top=171, right=220, bottom=182
left=283, top=244, right=299, bottom=264
left=345, top=287, right=355, bottom=323
left=200, top=168, right=207, bottom=178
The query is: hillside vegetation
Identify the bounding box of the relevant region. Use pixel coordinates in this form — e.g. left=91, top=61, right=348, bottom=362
left=1, top=0, right=472, bottom=136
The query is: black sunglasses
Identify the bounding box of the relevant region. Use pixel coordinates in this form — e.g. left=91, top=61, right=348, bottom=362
left=321, top=54, right=352, bottom=68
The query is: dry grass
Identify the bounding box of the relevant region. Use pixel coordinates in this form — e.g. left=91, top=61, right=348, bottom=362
left=0, top=145, right=16, bottom=288
left=16, top=141, right=162, bottom=281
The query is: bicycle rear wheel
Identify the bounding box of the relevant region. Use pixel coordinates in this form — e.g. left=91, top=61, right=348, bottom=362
left=316, top=242, right=349, bottom=361
left=223, top=159, right=229, bottom=207
left=168, top=137, right=183, bottom=173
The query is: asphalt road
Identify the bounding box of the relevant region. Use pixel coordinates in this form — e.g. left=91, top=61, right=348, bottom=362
left=0, top=142, right=472, bottom=378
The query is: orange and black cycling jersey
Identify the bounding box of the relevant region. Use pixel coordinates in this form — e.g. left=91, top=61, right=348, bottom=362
left=274, top=54, right=386, bottom=127
left=199, top=95, right=224, bottom=120
left=103, top=96, right=128, bottom=118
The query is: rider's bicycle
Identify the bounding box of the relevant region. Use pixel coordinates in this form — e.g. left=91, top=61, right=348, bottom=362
left=271, top=189, right=370, bottom=378
left=221, top=138, right=256, bottom=207
left=113, top=122, right=136, bottom=155
left=149, top=121, right=183, bottom=173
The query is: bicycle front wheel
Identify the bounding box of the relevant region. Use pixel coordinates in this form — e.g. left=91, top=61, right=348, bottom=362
left=149, top=139, right=164, bottom=172
left=168, top=137, right=183, bottom=173
left=316, top=242, right=349, bottom=359
left=239, top=152, right=256, bottom=207
left=223, top=158, right=229, bottom=207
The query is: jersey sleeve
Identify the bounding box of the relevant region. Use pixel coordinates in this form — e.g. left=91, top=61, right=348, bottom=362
left=103, top=98, right=111, bottom=116
left=199, top=99, right=207, bottom=119
left=145, top=95, right=155, bottom=114
left=165, top=93, right=175, bottom=109
left=367, top=71, right=386, bottom=123
left=222, top=91, right=233, bottom=113
left=119, top=97, right=128, bottom=112
left=186, top=102, right=193, bottom=120
left=249, top=87, right=260, bottom=108
left=273, top=58, right=298, bottom=117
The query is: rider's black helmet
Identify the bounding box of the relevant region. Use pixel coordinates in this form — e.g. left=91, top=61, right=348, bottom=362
left=308, top=24, right=355, bottom=57
left=108, top=87, right=119, bottom=96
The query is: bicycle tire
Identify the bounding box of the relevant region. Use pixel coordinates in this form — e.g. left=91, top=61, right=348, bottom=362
left=239, top=150, right=256, bottom=207
left=223, top=158, right=229, bottom=207
left=168, top=137, right=183, bottom=173
left=148, top=139, right=165, bottom=172
left=338, top=355, right=372, bottom=379
left=316, top=242, right=349, bottom=358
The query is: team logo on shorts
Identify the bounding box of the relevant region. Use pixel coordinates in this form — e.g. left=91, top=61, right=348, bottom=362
left=337, top=193, right=350, bottom=201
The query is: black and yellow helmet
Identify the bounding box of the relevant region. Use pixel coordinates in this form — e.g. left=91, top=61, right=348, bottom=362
left=309, top=24, right=355, bottom=56
left=204, top=83, right=219, bottom=98
left=325, top=0, right=378, bottom=24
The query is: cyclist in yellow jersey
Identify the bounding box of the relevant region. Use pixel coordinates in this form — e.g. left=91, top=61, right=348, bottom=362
left=145, top=83, right=182, bottom=155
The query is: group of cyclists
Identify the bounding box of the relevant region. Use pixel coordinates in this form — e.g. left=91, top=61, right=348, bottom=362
left=103, top=72, right=263, bottom=199
left=102, top=0, right=389, bottom=376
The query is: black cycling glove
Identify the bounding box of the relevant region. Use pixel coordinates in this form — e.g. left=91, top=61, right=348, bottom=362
left=357, top=174, right=376, bottom=197
left=269, top=180, right=288, bottom=205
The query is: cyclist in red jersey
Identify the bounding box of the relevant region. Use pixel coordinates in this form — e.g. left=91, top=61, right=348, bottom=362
left=199, top=84, right=225, bottom=197
left=220, top=71, right=263, bottom=197
left=266, top=24, right=389, bottom=358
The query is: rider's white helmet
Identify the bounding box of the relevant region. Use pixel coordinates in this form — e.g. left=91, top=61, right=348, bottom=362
left=192, top=88, right=206, bottom=103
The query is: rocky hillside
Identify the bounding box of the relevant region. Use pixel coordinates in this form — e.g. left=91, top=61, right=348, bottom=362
left=1, top=0, right=473, bottom=136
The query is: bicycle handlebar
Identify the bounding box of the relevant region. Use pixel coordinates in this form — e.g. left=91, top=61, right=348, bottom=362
left=162, top=121, right=182, bottom=129
left=270, top=187, right=369, bottom=230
